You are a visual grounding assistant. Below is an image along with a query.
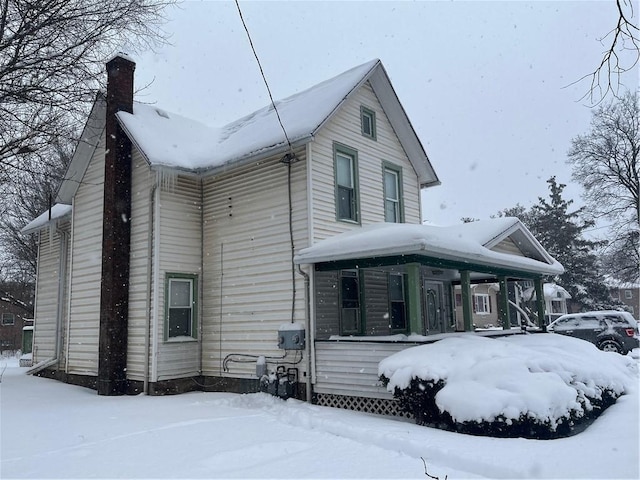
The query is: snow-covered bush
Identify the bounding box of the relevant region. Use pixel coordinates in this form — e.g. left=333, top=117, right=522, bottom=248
left=379, top=334, right=637, bottom=438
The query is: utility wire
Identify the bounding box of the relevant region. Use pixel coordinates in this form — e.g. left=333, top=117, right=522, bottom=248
left=234, top=0, right=293, bottom=150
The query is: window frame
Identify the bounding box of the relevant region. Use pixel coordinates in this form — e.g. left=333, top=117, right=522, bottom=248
left=360, top=106, right=376, bottom=140
left=382, top=161, right=404, bottom=223
left=1, top=313, right=15, bottom=326
left=339, top=270, right=363, bottom=335
left=164, top=273, right=198, bottom=341
left=388, top=273, right=408, bottom=333
left=334, top=143, right=360, bottom=224
left=625, top=289, right=633, bottom=299
left=473, top=293, right=491, bottom=315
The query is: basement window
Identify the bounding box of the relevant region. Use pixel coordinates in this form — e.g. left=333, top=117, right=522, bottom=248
left=165, top=274, right=198, bottom=340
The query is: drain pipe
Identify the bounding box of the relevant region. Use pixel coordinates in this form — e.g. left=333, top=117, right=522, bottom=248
left=144, top=181, right=158, bottom=394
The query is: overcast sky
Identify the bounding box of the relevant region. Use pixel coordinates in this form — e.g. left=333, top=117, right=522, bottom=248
left=128, top=0, right=638, bottom=229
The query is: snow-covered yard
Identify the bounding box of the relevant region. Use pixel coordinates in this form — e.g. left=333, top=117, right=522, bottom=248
left=1, top=335, right=638, bottom=479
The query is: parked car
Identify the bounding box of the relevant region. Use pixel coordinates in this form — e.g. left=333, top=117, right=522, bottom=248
left=547, top=310, right=640, bottom=354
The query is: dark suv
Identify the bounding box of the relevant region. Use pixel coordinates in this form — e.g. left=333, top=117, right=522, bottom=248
left=548, top=310, right=640, bottom=354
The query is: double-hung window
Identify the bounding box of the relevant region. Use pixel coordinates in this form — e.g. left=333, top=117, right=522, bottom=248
left=165, top=274, right=197, bottom=340
left=389, top=274, right=407, bottom=332
left=339, top=270, right=361, bottom=335
left=334, top=144, right=359, bottom=223
left=383, top=163, right=403, bottom=223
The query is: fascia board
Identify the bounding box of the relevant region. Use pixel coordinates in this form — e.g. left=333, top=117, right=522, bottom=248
left=56, top=93, right=106, bottom=204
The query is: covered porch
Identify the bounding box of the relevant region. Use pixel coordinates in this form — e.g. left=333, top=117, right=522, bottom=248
left=294, top=219, right=564, bottom=404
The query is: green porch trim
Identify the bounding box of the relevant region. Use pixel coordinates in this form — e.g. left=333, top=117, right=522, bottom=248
left=498, top=276, right=510, bottom=329
left=460, top=270, right=473, bottom=331
left=406, top=264, right=422, bottom=335
left=534, top=278, right=546, bottom=331
left=313, top=254, right=546, bottom=280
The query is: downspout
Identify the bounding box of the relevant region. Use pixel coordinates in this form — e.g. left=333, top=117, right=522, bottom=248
left=64, top=199, right=75, bottom=373
left=151, top=181, right=161, bottom=383
left=199, top=177, right=204, bottom=377
left=144, top=180, right=158, bottom=394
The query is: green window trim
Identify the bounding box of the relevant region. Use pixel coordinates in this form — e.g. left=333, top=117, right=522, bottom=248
left=360, top=106, right=376, bottom=140
left=334, top=142, right=360, bottom=224
left=389, top=272, right=409, bottom=334
left=164, top=273, right=198, bottom=341
left=382, top=161, right=404, bottom=223
left=339, top=269, right=364, bottom=335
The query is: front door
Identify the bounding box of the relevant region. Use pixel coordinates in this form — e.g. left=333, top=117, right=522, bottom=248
left=424, top=282, right=444, bottom=334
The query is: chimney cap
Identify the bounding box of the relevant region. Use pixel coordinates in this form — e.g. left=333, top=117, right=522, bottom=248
left=106, top=53, right=136, bottom=68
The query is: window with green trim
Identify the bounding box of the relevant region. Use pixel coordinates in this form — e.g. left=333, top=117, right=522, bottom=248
left=383, top=163, right=404, bottom=223
left=361, top=106, right=376, bottom=140
left=339, top=270, right=361, bottom=335
left=1, top=313, right=15, bottom=325
left=165, top=273, right=197, bottom=340
left=334, top=144, right=359, bottom=222
left=389, top=273, right=408, bottom=332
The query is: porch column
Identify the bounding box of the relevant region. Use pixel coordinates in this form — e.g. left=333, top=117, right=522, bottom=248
left=498, top=277, right=511, bottom=330
left=460, top=270, right=473, bottom=331
left=406, top=264, right=422, bottom=334
left=534, top=278, right=546, bottom=331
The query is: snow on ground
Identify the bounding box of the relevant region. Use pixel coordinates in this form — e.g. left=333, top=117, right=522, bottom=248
left=1, top=338, right=639, bottom=479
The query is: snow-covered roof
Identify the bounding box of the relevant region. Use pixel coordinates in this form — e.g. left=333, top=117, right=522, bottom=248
left=21, top=204, right=72, bottom=234
left=294, top=218, right=563, bottom=277
left=117, top=60, right=379, bottom=171
left=523, top=283, right=572, bottom=301
left=115, top=59, right=439, bottom=185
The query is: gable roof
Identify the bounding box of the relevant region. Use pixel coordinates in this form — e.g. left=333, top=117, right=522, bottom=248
left=294, top=218, right=563, bottom=277
left=115, top=59, right=440, bottom=185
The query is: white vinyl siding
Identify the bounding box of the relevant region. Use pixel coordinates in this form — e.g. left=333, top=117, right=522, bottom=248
left=314, top=341, right=420, bottom=398
left=201, top=149, right=308, bottom=379
left=32, top=227, right=63, bottom=363
left=155, top=174, right=202, bottom=381
left=311, top=81, right=420, bottom=242
left=492, top=237, right=526, bottom=256
left=66, top=131, right=105, bottom=375
left=125, top=149, right=153, bottom=380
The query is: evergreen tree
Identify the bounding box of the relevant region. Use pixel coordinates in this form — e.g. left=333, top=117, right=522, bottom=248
left=502, top=177, right=620, bottom=311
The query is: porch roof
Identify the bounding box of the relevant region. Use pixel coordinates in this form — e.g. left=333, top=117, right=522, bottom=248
left=294, top=219, right=563, bottom=278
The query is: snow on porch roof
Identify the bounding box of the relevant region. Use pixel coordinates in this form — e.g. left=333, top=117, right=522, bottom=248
left=116, top=59, right=380, bottom=172
left=294, top=218, right=564, bottom=277
left=21, top=203, right=72, bottom=234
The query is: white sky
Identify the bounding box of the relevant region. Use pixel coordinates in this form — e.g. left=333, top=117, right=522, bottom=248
left=128, top=0, right=638, bottom=228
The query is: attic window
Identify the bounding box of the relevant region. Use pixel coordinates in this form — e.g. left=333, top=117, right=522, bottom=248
left=155, top=108, right=170, bottom=119
left=360, top=106, right=376, bottom=140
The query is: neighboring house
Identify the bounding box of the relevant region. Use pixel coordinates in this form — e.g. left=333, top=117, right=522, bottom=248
left=23, top=56, right=562, bottom=413
left=0, top=282, right=34, bottom=354
left=522, top=282, right=571, bottom=324
left=608, top=281, right=640, bottom=317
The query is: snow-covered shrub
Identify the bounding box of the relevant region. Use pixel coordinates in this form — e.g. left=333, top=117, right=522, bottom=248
left=379, top=334, right=637, bottom=438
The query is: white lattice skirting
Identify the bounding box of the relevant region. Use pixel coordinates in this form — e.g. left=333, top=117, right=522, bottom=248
left=315, top=392, right=412, bottom=418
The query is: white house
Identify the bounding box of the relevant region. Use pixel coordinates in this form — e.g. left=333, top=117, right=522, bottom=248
left=23, top=56, right=562, bottom=413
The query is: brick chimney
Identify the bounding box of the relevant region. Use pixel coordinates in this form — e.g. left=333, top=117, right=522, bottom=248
left=98, top=55, right=135, bottom=396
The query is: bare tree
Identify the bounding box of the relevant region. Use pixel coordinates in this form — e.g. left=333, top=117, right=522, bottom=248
left=568, top=90, right=639, bottom=282
left=0, top=0, right=174, bottom=185
left=578, top=0, right=639, bottom=104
